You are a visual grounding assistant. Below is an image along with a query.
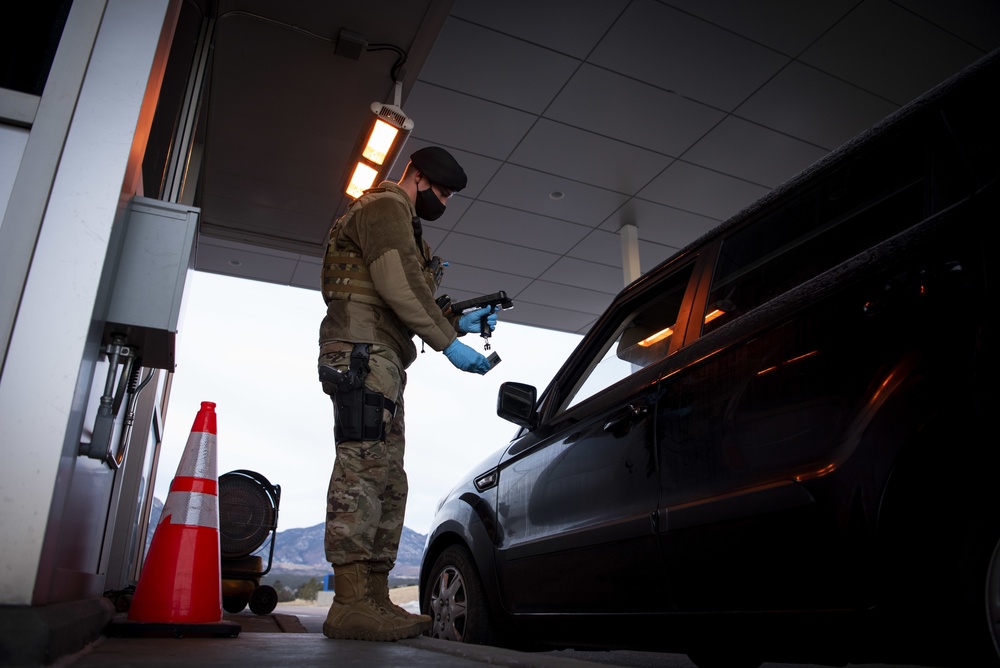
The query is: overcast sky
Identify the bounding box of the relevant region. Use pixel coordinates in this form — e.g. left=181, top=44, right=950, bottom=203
left=153, top=270, right=583, bottom=535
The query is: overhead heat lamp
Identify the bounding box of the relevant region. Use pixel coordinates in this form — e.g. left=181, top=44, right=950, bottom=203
left=345, top=80, right=414, bottom=199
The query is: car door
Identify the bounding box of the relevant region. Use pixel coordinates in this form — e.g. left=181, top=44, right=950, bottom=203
left=492, top=262, right=698, bottom=614
left=651, top=123, right=972, bottom=612
left=652, top=306, right=852, bottom=612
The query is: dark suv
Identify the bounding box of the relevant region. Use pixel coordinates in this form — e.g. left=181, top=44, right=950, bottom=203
left=419, top=50, right=999, bottom=668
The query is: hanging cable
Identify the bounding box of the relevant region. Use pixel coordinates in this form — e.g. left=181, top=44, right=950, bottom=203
left=216, top=11, right=408, bottom=83
left=366, top=43, right=407, bottom=83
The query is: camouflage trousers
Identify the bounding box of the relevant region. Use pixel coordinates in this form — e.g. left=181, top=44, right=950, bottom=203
left=319, top=341, right=407, bottom=572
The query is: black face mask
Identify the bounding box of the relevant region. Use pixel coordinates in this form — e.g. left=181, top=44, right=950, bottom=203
left=415, top=184, right=446, bottom=221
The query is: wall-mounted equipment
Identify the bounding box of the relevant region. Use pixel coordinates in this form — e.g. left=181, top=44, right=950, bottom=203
left=104, top=196, right=199, bottom=371
left=81, top=197, right=198, bottom=465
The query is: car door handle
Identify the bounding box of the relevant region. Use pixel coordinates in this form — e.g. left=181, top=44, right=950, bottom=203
left=603, top=404, right=648, bottom=437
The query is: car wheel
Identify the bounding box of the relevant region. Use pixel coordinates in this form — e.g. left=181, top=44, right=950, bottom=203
left=944, top=527, right=1000, bottom=668
left=423, top=544, right=491, bottom=644
left=979, top=533, right=1000, bottom=666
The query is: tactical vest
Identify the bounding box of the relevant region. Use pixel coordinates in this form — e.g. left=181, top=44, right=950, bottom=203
left=321, top=187, right=445, bottom=306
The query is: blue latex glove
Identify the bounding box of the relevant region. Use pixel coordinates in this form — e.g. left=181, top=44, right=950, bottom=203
left=443, top=339, right=491, bottom=375
left=457, top=306, right=498, bottom=335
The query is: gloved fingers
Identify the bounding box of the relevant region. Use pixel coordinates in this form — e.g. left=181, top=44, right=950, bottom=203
left=469, top=306, right=492, bottom=319
left=467, top=355, right=490, bottom=374
left=443, top=339, right=490, bottom=374
left=457, top=306, right=489, bottom=333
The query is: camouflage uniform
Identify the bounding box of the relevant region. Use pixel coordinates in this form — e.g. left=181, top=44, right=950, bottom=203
left=318, top=182, right=458, bottom=574
left=319, top=342, right=407, bottom=567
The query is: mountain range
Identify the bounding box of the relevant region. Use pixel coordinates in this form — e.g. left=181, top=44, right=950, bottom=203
left=267, top=521, right=427, bottom=578
left=147, top=497, right=426, bottom=578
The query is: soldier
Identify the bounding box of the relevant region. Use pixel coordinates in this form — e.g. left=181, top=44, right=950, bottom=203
left=317, top=146, right=498, bottom=641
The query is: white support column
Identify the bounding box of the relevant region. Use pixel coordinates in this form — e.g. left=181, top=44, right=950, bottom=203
left=0, top=0, right=174, bottom=606
left=620, top=223, right=641, bottom=286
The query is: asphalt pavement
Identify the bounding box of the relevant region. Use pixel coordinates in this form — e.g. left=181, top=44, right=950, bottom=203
left=54, top=598, right=950, bottom=668
left=276, top=601, right=946, bottom=668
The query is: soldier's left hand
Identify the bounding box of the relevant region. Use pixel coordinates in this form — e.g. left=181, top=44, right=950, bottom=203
left=458, top=306, right=498, bottom=334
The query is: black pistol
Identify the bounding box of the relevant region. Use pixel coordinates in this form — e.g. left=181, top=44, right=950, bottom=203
left=447, top=291, right=514, bottom=350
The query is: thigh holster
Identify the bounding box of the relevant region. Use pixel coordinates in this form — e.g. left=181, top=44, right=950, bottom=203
left=319, top=344, right=397, bottom=443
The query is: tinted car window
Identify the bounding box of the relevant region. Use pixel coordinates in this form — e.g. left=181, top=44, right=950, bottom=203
left=702, top=114, right=974, bottom=336
left=562, top=262, right=695, bottom=411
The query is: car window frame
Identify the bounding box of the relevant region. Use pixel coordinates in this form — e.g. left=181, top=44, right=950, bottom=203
left=539, top=251, right=710, bottom=425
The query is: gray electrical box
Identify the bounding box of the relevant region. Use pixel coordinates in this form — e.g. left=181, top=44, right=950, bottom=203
left=104, top=196, right=199, bottom=370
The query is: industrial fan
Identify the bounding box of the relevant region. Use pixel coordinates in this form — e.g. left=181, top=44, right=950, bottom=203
left=219, top=469, right=281, bottom=615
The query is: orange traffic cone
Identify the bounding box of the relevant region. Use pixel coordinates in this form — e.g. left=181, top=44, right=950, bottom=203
left=108, top=402, right=239, bottom=637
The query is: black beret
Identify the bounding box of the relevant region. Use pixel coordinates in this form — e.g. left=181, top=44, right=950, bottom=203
left=410, top=146, right=467, bottom=191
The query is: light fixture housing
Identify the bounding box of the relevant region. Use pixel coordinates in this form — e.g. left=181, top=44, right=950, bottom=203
left=345, top=97, right=414, bottom=199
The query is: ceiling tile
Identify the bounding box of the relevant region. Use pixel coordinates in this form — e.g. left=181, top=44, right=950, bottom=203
left=559, top=227, right=679, bottom=280
left=497, top=300, right=599, bottom=335
left=601, top=199, right=719, bottom=251
left=564, top=229, right=626, bottom=267
left=665, top=0, right=856, bottom=57
left=419, top=224, right=446, bottom=252
left=418, top=18, right=579, bottom=114
left=801, top=0, right=989, bottom=105
left=545, top=64, right=724, bottom=157
left=202, top=165, right=334, bottom=220
left=684, top=116, right=829, bottom=187
left=517, top=280, right=614, bottom=316
left=196, top=236, right=300, bottom=285
left=434, top=232, right=560, bottom=278
left=638, top=161, right=770, bottom=221
left=589, top=0, right=788, bottom=110
left=736, top=61, right=899, bottom=150
left=539, top=255, right=623, bottom=294
left=510, top=118, right=673, bottom=194
left=290, top=256, right=323, bottom=291
left=437, top=263, right=533, bottom=300
left=479, top=163, right=631, bottom=227
left=897, top=0, right=1000, bottom=52
left=450, top=0, right=629, bottom=59
left=403, top=83, right=536, bottom=159
left=200, top=194, right=328, bottom=247
left=452, top=201, right=591, bottom=254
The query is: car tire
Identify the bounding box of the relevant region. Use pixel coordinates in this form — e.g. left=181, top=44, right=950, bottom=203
left=958, top=529, right=1000, bottom=668
left=929, top=521, right=1000, bottom=668
left=423, top=543, right=491, bottom=644
left=986, top=536, right=1000, bottom=665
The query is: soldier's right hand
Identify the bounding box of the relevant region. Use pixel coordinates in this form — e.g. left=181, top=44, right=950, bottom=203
left=443, top=339, right=491, bottom=375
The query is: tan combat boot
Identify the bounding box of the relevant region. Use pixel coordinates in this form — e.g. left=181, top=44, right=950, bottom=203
left=368, top=569, right=431, bottom=633
left=322, top=563, right=424, bottom=641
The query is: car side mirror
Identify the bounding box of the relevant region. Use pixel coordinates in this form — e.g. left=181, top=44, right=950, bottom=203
left=497, top=381, right=538, bottom=428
